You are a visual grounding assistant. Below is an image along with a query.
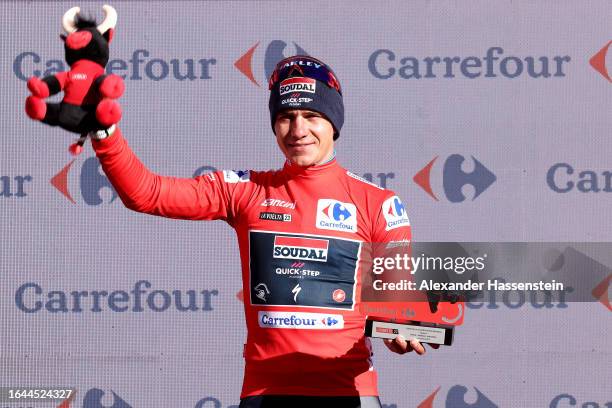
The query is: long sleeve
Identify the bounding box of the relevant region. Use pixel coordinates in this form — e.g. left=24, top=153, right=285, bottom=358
left=365, top=192, right=414, bottom=302
left=91, top=128, right=244, bottom=222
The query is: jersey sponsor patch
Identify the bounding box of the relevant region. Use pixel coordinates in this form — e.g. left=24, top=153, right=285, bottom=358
left=279, top=77, right=316, bottom=95
left=261, top=198, right=296, bottom=209
left=273, top=235, right=329, bottom=262
left=382, top=195, right=410, bottom=231
left=260, top=212, right=292, bottom=222
left=223, top=169, right=250, bottom=183
left=249, top=230, right=360, bottom=310
left=385, top=239, right=411, bottom=249
left=275, top=264, right=321, bottom=278
left=253, top=283, right=271, bottom=302
left=258, top=311, right=344, bottom=330
left=332, top=289, right=346, bottom=303
left=316, top=199, right=357, bottom=233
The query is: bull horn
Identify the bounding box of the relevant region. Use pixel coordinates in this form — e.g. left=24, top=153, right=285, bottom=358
left=97, top=5, right=117, bottom=34
left=62, top=6, right=80, bottom=34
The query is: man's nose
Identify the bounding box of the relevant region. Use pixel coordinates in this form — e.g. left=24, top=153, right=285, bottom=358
left=290, top=116, right=308, bottom=138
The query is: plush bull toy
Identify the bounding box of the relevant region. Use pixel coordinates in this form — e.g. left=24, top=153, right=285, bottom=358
left=25, top=5, right=123, bottom=155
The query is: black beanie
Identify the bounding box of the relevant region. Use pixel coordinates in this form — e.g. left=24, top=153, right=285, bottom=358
left=269, top=56, right=344, bottom=140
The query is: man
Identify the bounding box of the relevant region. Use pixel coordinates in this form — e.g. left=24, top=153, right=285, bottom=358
left=89, top=56, right=435, bottom=408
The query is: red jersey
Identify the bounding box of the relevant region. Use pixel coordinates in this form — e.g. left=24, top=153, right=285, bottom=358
left=92, top=129, right=412, bottom=398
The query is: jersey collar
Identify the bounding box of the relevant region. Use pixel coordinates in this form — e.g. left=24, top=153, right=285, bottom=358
left=282, top=156, right=343, bottom=178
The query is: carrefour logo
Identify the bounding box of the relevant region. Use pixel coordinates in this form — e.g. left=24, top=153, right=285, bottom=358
left=316, top=199, right=357, bottom=233
left=369, top=47, right=571, bottom=80
left=79, top=388, right=130, bottom=408
left=589, top=40, right=612, bottom=82
left=467, top=245, right=610, bottom=312
left=419, top=385, right=498, bottom=408
left=15, top=280, right=218, bottom=313
left=547, top=163, right=612, bottom=193
left=235, top=40, right=309, bottom=87
left=14, top=50, right=217, bottom=81
left=1, top=174, right=33, bottom=198
left=413, top=155, right=496, bottom=203
left=550, top=393, right=612, bottom=408
left=321, top=316, right=339, bottom=326
left=382, top=195, right=410, bottom=231
left=55, top=388, right=131, bottom=408
left=258, top=311, right=343, bottom=329
left=322, top=200, right=353, bottom=221
left=50, top=157, right=117, bottom=205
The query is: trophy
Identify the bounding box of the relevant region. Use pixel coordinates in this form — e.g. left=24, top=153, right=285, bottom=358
left=362, top=242, right=476, bottom=346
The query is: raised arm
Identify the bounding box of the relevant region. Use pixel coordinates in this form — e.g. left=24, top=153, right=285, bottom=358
left=92, top=127, right=240, bottom=222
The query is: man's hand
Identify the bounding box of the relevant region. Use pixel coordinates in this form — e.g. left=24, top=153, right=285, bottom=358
left=383, top=336, right=440, bottom=355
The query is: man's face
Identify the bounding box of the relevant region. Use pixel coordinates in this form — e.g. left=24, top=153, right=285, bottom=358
left=274, top=109, right=335, bottom=167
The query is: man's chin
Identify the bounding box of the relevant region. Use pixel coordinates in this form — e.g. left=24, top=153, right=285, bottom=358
left=289, top=154, right=317, bottom=167
left=291, top=158, right=316, bottom=167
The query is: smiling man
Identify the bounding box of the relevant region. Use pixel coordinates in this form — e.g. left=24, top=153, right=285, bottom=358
left=88, top=55, right=432, bottom=408
left=274, top=109, right=335, bottom=166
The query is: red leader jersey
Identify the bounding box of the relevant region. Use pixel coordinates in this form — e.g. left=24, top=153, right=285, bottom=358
left=92, top=129, right=412, bottom=398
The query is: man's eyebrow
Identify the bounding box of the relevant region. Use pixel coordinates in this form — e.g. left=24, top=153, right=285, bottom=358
left=303, top=111, right=322, bottom=117
left=278, top=110, right=321, bottom=119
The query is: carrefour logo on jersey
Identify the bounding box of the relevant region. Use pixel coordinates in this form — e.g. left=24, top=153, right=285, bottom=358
left=316, top=199, right=357, bottom=233
left=382, top=195, right=410, bottom=231
left=273, top=235, right=329, bottom=262
left=258, top=311, right=344, bottom=330
left=279, top=77, right=316, bottom=95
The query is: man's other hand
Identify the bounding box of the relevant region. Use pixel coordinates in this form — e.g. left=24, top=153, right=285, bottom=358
left=383, top=336, right=439, bottom=355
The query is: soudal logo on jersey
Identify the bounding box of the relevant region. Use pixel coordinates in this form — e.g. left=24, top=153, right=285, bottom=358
left=279, top=77, right=316, bottom=95
left=258, top=311, right=344, bottom=329
left=316, top=199, right=358, bottom=233
left=382, top=195, right=410, bottom=231
left=273, top=235, right=329, bottom=262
